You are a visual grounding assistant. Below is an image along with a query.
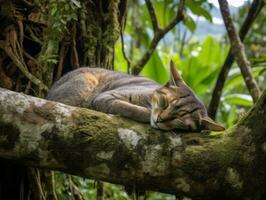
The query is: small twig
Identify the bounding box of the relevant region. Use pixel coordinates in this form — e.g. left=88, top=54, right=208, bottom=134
left=17, top=20, right=24, bottom=49
left=118, top=0, right=128, bottom=28
left=27, top=168, right=46, bottom=200
left=55, top=41, right=69, bottom=81
left=120, top=29, right=131, bottom=74
left=21, top=0, right=34, bottom=8
left=96, top=181, right=104, bottom=200
left=218, top=0, right=261, bottom=101
left=79, top=3, right=88, bottom=65
left=25, top=80, right=32, bottom=94
left=26, top=26, right=42, bottom=44
left=208, top=0, right=264, bottom=119
left=0, top=66, right=13, bottom=89
left=119, top=0, right=131, bottom=73
left=71, top=24, right=80, bottom=70
left=132, top=0, right=185, bottom=75
left=145, top=0, right=159, bottom=31
left=42, top=171, right=58, bottom=200
left=15, top=76, right=21, bottom=92
left=179, top=29, right=187, bottom=57
left=68, top=175, right=84, bottom=200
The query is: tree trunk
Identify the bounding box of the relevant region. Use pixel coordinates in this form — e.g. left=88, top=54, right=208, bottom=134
left=0, top=0, right=126, bottom=199
left=0, top=87, right=266, bottom=200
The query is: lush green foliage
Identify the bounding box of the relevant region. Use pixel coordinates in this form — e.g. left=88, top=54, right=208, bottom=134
left=36, top=0, right=80, bottom=65
left=115, top=0, right=266, bottom=129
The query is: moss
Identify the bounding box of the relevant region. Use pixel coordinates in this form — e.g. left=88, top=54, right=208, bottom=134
left=43, top=125, right=91, bottom=172
left=80, top=0, right=121, bottom=67
left=72, top=109, right=119, bottom=137
left=101, top=0, right=120, bottom=67
left=182, top=137, right=238, bottom=181
left=236, top=90, right=266, bottom=143
left=225, top=168, right=243, bottom=190
left=69, top=109, right=151, bottom=174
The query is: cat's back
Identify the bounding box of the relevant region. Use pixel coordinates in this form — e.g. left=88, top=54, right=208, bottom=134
left=46, top=67, right=160, bottom=106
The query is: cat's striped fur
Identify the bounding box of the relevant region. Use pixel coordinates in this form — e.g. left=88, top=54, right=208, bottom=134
left=47, top=61, right=224, bottom=131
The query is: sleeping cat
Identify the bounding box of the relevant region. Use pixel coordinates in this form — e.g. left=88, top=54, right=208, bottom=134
left=46, top=61, right=224, bottom=131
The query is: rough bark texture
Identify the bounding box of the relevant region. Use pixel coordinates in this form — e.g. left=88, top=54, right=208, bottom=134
left=1, top=87, right=266, bottom=199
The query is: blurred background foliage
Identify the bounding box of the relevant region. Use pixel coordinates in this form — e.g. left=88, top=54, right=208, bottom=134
left=115, top=0, right=266, bottom=130
left=43, top=0, right=265, bottom=199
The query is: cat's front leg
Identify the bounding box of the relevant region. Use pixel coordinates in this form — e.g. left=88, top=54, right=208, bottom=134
left=89, top=93, right=151, bottom=123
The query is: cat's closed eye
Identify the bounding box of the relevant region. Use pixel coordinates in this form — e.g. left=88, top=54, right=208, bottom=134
left=157, top=96, right=168, bottom=108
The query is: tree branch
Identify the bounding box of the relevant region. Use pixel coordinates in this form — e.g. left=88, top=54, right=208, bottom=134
left=131, top=0, right=185, bottom=75
left=1, top=87, right=266, bottom=198
left=145, top=0, right=159, bottom=32
left=218, top=0, right=261, bottom=102
left=120, top=27, right=131, bottom=74
left=208, top=0, right=264, bottom=119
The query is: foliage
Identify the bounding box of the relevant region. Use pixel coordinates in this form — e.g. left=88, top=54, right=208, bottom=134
left=37, top=0, right=80, bottom=65
left=55, top=174, right=131, bottom=200
left=115, top=1, right=266, bottom=129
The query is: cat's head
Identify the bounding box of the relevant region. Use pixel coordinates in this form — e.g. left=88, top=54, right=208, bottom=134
left=151, top=61, right=225, bottom=132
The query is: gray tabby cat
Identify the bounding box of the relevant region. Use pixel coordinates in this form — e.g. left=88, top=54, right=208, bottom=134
left=46, top=61, right=224, bottom=131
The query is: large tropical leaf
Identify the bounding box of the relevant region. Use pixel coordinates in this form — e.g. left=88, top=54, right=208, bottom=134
left=141, top=50, right=168, bottom=84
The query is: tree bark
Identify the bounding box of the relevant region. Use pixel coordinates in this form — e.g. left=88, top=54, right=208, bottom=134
left=1, top=87, right=266, bottom=199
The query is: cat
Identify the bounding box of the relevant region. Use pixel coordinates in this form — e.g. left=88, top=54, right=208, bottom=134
left=46, top=61, right=224, bottom=132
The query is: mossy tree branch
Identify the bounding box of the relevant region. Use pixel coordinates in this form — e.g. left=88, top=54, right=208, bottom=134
left=0, top=87, right=266, bottom=199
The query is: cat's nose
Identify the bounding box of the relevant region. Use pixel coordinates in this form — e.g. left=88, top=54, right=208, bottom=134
left=157, top=111, right=170, bottom=122
left=185, top=118, right=197, bottom=130
left=157, top=114, right=173, bottom=123
left=156, top=116, right=163, bottom=123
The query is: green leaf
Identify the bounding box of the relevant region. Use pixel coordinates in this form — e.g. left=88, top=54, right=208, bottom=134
left=114, top=41, right=128, bottom=73
left=51, top=7, right=57, bottom=16
left=153, top=0, right=176, bottom=27
left=225, top=67, right=265, bottom=91
left=183, top=15, right=196, bottom=32
left=200, top=67, right=220, bottom=86
left=198, top=36, right=222, bottom=67
left=223, top=94, right=253, bottom=106
left=186, top=0, right=212, bottom=22
left=140, top=50, right=168, bottom=84
left=71, top=0, right=81, bottom=8
left=227, top=105, right=237, bottom=127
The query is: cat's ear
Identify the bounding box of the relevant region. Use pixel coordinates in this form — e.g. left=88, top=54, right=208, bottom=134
left=201, top=116, right=225, bottom=131
left=165, top=60, right=183, bottom=86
